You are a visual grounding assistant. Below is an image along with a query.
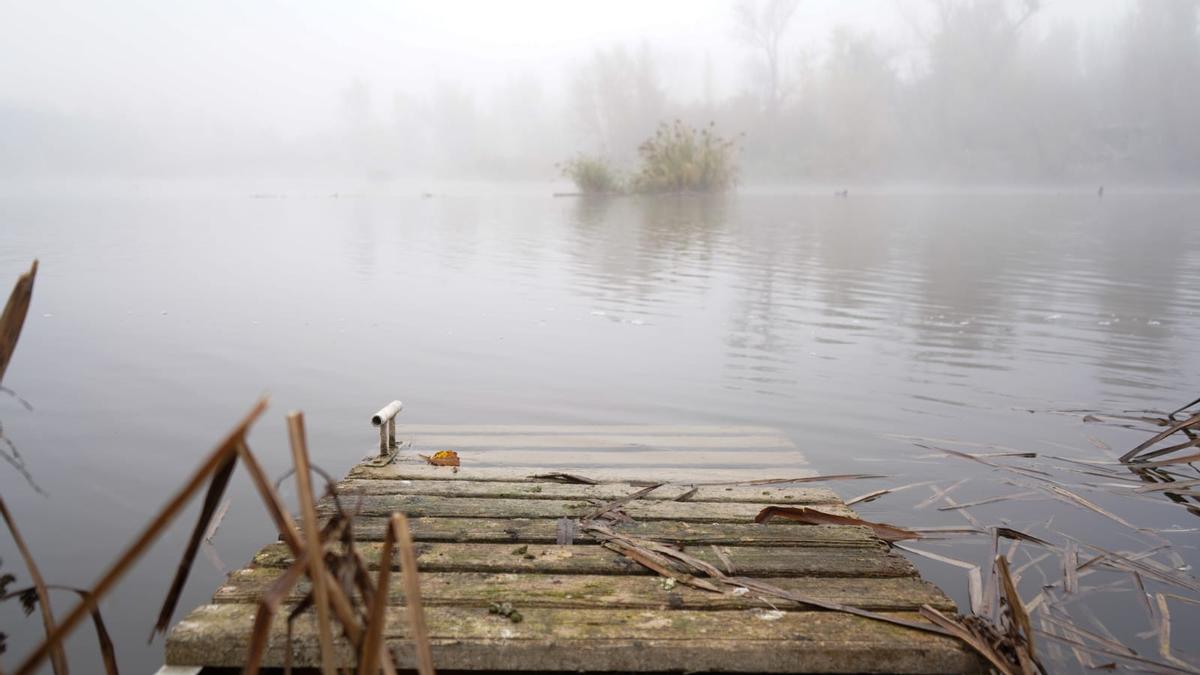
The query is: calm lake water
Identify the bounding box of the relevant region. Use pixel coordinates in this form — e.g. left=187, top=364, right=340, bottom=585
left=1, top=181, right=1198, bottom=671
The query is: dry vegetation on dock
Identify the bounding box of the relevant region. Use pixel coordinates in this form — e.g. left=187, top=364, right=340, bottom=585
left=852, top=402, right=1200, bottom=674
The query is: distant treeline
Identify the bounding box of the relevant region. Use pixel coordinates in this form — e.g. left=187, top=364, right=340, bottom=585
left=3, top=0, right=1197, bottom=183
left=354, top=0, right=1200, bottom=184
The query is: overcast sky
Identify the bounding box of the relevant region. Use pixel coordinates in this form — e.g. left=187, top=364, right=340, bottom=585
left=0, top=0, right=1136, bottom=140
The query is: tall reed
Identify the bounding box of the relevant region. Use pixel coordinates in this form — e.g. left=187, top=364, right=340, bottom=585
left=629, top=120, right=739, bottom=193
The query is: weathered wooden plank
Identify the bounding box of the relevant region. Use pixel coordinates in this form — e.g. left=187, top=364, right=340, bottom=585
left=337, top=516, right=878, bottom=547
left=316, top=494, right=856, bottom=522
left=335, top=477, right=841, bottom=504
left=393, top=452, right=807, bottom=469
left=393, top=425, right=783, bottom=435
left=349, top=463, right=819, bottom=483
left=166, top=604, right=977, bottom=673
left=252, top=541, right=915, bottom=578
left=403, top=434, right=796, bottom=449
left=212, top=568, right=957, bottom=612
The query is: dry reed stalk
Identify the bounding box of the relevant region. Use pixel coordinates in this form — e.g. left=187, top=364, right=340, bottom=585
left=996, top=556, right=1039, bottom=673
left=581, top=518, right=956, bottom=638
left=393, top=513, right=435, bottom=675
left=287, top=412, right=338, bottom=675
left=59, top=587, right=118, bottom=675
left=151, top=445, right=239, bottom=639
left=244, top=558, right=307, bottom=673
left=754, top=505, right=923, bottom=542
left=0, top=261, right=66, bottom=673
left=920, top=605, right=1017, bottom=675
left=14, top=397, right=268, bottom=675
left=0, top=494, right=69, bottom=675
left=1120, top=413, right=1200, bottom=462
left=359, top=514, right=433, bottom=675
left=357, top=517, right=395, bottom=674
left=0, top=260, right=36, bottom=384
left=234, top=440, right=366, bottom=645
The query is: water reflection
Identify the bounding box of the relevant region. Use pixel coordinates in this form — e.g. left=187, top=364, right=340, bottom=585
left=4, top=185, right=1200, bottom=670
left=550, top=191, right=1200, bottom=411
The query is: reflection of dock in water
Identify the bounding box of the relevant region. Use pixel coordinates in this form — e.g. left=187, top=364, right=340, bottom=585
left=164, top=425, right=973, bottom=673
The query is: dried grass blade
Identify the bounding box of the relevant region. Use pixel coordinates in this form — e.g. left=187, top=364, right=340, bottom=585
left=14, top=397, right=268, bottom=675
left=0, top=260, right=36, bottom=385
left=1152, top=594, right=1200, bottom=672
left=996, top=555, right=1037, bottom=664
left=920, top=445, right=1053, bottom=478
left=2, top=584, right=122, bottom=675
left=628, top=536, right=725, bottom=578
left=1169, top=395, right=1200, bottom=418
left=1129, top=452, right=1200, bottom=468
left=1132, top=436, right=1200, bottom=462
left=938, top=491, right=1039, bottom=511
left=1135, top=479, right=1200, bottom=494
left=694, top=473, right=884, bottom=486
left=908, top=525, right=987, bottom=537
left=586, top=521, right=726, bottom=583
left=600, top=537, right=721, bottom=592
left=920, top=605, right=1017, bottom=675
left=1038, top=484, right=1139, bottom=530
left=529, top=472, right=597, bottom=484
left=1128, top=571, right=1157, bottom=629
left=286, top=412, right=337, bottom=675
left=755, top=506, right=922, bottom=542
left=711, top=545, right=737, bottom=575
left=1035, top=628, right=1200, bottom=674
left=245, top=558, right=307, bottom=675
left=0, top=494, right=69, bottom=675
left=1038, top=610, right=1135, bottom=657
left=584, top=520, right=957, bottom=640
left=236, top=440, right=365, bottom=646
left=918, top=445, right=1003, bottom=467
left=1121, top=413, right=1200, bottom=462
left=1063, top=542, right=1078, bottom=594
left=359, top=515, right=396, bottom=674
left=583, top=483, right=662, bottom=521
left=846, top=480, right=934, bottom=506
left=673, top=486, right=699, bottom=502
left=1085, top=544, right=1200, bottom=594
left=150, top=446, right=239, bottom=641
left=0, top=262, right=61, bottom=673
left=393, top=513, right=435, bottom=675
left=11, top=396, right=266, bottom=667
left=66, top=588, right=118, bottom=675
left=895, top=543, right=983, bottom=613
left=994, top=527, right=1055, bottom=549
left=235, top=440, right=301, bottom=552
left=726, top=576, right=954, bottom=636
left=1163, top=592, right=1200, bottom=607
left=914, top=480, right=964, bottom=510
left=845, top=488, right=891, bottom=506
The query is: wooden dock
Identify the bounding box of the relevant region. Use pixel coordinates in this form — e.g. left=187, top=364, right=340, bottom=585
left=164, top=426, right=977, bottom=672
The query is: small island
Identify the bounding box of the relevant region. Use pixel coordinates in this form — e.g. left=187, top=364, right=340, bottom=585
left=561, top=120, right=740, bottom=195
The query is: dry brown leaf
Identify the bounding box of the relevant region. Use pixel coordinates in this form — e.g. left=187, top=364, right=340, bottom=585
left=420, top=450, right=461, bottom=467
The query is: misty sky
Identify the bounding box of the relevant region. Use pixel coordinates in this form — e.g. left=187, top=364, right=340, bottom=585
left=1, top=0, right=1134, bottom=140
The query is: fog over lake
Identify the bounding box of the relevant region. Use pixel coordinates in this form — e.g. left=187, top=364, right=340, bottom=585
left=2, top=1, right=1200, bottom=672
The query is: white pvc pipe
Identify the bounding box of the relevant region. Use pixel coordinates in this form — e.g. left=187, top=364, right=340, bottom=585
left=371, top=400, right=404, bottom=427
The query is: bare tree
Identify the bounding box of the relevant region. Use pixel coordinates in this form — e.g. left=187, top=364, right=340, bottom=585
left=733, top=0, right=801, bottom=116
left=569, top=43, right=665, bottom=161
